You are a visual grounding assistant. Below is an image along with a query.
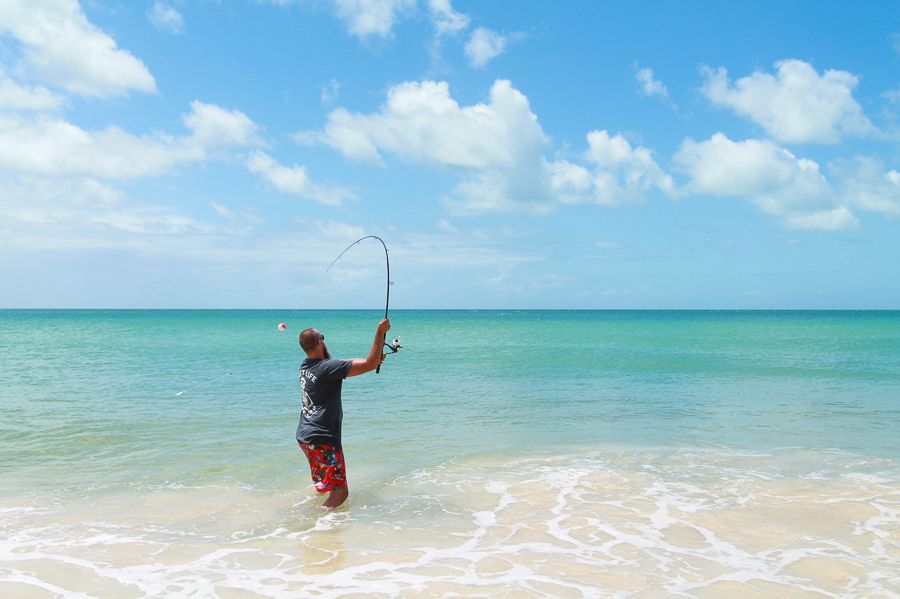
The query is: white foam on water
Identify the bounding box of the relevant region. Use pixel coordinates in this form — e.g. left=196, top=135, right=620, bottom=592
left=1, top=447, right=899, bottom=597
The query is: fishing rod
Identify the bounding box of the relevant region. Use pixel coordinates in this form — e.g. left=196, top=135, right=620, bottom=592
left=326, top=235, right=400, bottom=373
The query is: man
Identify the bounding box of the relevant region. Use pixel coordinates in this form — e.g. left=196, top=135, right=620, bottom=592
left=296, top=318, right=391, bottom=509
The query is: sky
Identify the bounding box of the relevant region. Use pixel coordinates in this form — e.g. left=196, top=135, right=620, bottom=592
left=0, top=0, right=898, bottom=309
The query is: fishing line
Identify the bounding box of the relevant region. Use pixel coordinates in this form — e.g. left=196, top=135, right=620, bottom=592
left=279, top=236, right=388, bottom=327
left=326, top=235, right=391, bottom=320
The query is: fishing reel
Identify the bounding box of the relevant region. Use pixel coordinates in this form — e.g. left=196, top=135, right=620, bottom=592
left=382, top=336, right=402, bottom=360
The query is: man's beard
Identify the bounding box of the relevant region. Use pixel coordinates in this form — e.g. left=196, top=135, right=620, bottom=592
left=322, top=344, right=331, bottom=360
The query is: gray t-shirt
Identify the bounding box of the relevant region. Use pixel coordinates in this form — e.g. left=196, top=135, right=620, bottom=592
left=296, top=358, right=352, bottom=448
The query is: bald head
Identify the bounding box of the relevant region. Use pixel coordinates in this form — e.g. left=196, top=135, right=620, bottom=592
left=299, top=328, right=323, bottom=352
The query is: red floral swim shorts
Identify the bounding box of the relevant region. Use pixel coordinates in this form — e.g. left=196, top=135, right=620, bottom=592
left=298, top=442, right=347, bottom=492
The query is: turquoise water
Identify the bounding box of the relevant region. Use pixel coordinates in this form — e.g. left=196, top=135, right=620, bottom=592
left=2, top=310, right=898, bottom=495
left=1, top=310, right=899, bottom=596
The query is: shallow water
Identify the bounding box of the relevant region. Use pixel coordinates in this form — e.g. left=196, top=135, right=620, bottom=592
left=2, top=448, right=898, bottom=597
left=1, top=310, right=899, bottom=596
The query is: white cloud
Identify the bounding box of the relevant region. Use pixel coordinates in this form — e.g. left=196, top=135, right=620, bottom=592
left=183, top=101, right=261, bottom=148
left=0, top=177, right=121, bottom=227
left=328, top=0, right=468, bottom=42
left=831, top=157, right=900, bottom=218
left=332, top=0, right=415, bottom=39
left=635, top=67, right=669, bottom=100
left=307, top=79, right=674, bottom=213
left=90, top=210, right=204, bottom=234
left=0, top=0, right=157, bottom=98
left=0, top=101, right=259, bottom=180
left=309, top=79, right=552, bottom=213
left=674, top=133, right=857, bottom=230
left=547, top=159, right=592, bottom=199
left=465, top=27, right=507, bottom=68
left=0, top=73, right=64, bottom=111
left=246, top=151, right=356, bottom=206
left=315, top=79, right=546, bottom=168
left=428, top=0, right=468, bottom=37
left=147, top=1, right=184, bottom=35
left=551, top=130, right=673, bottom=206
left=0, top=175, right=215, bottom=252
left=782, top=206, right=857, bottom=231
left=447, top=161, right=554, bottom=215
left=0, top=115, right=195, bottom=179
left=701, top=60, right=876, bottom=144
left=425, top=0, right=469, bottom=67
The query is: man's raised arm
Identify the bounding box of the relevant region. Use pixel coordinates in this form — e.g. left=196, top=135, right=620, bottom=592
left=347, top=318, right=391, bottom=377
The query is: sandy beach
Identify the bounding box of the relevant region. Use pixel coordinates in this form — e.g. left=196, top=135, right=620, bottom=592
left=3, top=449, right=899, bottom=597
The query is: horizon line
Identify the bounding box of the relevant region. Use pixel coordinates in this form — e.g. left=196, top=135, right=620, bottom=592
left=2, top=307, right=898, bottom=312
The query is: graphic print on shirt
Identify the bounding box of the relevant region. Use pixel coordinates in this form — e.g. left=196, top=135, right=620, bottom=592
left=300, top=369, right=320, bottom=416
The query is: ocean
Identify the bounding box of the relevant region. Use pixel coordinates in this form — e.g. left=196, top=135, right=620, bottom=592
left=1, top=309, right=898, bottom=597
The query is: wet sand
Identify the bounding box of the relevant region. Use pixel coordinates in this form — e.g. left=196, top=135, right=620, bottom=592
left=2, top=448, right=898, bottom=597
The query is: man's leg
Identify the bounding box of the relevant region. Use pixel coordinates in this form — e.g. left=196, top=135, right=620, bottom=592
left=321, top=446, right=348, bottom=509
left=322, top=485, right=348, bottom=509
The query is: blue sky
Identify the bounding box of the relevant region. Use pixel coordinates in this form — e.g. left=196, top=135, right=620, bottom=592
left=1, top=0, right=898, bottom=309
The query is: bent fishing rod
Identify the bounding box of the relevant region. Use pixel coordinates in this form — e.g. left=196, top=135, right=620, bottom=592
left=327, top=235, right=400, bottom=373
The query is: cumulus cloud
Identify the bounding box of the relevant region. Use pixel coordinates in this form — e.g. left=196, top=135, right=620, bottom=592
left=246, top=151, right=357, bottom=206
left=465, top=27, right=507, bottom=68
left=0, top=73, right=64, bottom=111
left=550, top=130, right=673, bottom=205
left=147, top=1, right=184, bottom=35
left=0, top=0, right=156, bottom=97
left=0, top=101, right=259, bottom=180
left=553, top=140, right=667, bottom=206
left=332, top=0, right=415, bottom=39
left=674, top=133, right=856, bottom=230
left=635, top=67, right=669, bottom=101
left=305, top=79, right=672, bottom=213
left=701, top=60, right=876, bottom=144
left=308, top=79, right=553, bottom=212
left=315, top=79, right=545, bottom=168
